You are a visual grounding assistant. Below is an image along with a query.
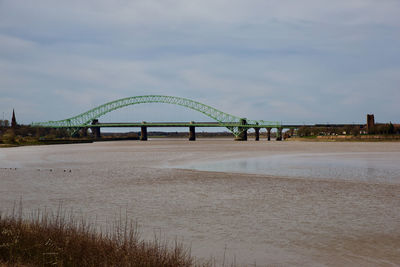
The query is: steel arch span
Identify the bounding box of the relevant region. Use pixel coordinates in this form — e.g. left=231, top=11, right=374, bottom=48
left=31, top=95, right=279, bottom=136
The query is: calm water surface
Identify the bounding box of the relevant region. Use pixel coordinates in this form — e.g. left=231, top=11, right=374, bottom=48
left=181, top=152, right=400, bottom=184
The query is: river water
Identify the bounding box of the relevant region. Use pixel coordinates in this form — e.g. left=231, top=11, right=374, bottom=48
left=181, top=152, right=400, bottom=184
left=1, top=140, right=400, bottom=266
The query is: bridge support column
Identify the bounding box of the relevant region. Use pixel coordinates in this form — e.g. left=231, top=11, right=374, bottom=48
left=276, top=127, right=283, bottom=141
left=189, top=124, right=196, bottom=141
left=91, top=119, right=101, bottom=139
left=81, top=127, right=88, bottom=137
left=93, top=128, right=101, bottom=139
left=254, top=128, right=260, bottom=141
left=140, top=124, right=148, bottom=141
left=235, top=118, right=247, bottom=141
left=266, top=128, right=271, bottom=141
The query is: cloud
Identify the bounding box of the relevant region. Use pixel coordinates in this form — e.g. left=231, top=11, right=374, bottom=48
left=0, top=0, right=399, bottom=125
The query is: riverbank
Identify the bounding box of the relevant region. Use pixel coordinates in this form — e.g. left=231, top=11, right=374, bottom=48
left=287, top=134, right=400, bottom=141
left=0, top=207, right=203, bottom=266
left=0, top=138, right=93, bottom=147
left=0, top=137, right=144, bottom=148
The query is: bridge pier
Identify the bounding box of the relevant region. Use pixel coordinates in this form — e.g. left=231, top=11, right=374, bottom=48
left=140, top=124, right=148, bottom=141
left=254, top=128, right=260, bottom=141
left=266, top=127, right=271, bottom=141
left=189, top=124, right=196, bottom=141
left=235, top=118, right=247, bottom=141
left=91, top=119, right=101, bottom=139
left=80, top=127, right=88, bottom=137
left=276, top=127, right=283, bottom=141
left=93, top=127, right=101, bottom=139
left=189, top=121, right=196, bottom=141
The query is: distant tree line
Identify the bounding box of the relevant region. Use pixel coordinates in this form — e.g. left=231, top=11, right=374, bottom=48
left=297, top=126, right=361, bottom=137
left=368, top=123, right=399, bottom=135
left=0, top=119, right=10, bottom=127
left=0, top=125, right=71, bottom=144
left=0, top=125, right=140, bottom=145
left=296, top=123, right=400, bottom=137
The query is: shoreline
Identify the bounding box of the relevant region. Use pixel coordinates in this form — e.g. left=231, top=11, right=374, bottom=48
left=288, top=134, right=400, bottom=142
left=2, top=135, right=400, bottom=149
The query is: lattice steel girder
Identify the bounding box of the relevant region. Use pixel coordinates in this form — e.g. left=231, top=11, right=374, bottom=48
left=88, top=123, right=281, bottom=128
left=31, top=95, right=280, bottom=136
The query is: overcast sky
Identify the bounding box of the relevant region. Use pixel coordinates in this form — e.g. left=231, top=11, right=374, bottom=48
left=1, top=0, right=399, bottom=125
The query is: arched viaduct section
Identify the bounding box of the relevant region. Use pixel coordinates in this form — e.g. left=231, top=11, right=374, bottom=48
left=33, top=95, right=247, bottom=127
left=32, top=95, right=281, bottom=140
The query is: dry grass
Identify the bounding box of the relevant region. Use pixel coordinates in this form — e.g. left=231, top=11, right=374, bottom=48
left=0, top=205, right=208, bottom=267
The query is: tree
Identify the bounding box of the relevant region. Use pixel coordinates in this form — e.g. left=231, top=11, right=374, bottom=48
left=297, top=127, right=311, bottom=137
left=2, top=129, right=16, bottom=144
left=388, top=122, right=395, bottom=134
left=351, top=126, right=360, bottom=136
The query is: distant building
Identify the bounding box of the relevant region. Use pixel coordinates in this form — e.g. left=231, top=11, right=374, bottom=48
left=367, top=114, right=374, bottom=133
left=11, top=109, right=17, bottom=128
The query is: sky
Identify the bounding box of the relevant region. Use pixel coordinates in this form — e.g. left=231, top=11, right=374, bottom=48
left=1, top=0, right=399, bottom=126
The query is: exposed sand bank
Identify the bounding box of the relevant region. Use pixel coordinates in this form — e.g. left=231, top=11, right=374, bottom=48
left=1, top=139, right=400, bottom=266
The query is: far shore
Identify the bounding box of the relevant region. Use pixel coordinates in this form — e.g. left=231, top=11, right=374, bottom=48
left=2, top=134, right=400, bottom=148
left=287, top=134, right=400, bottom=142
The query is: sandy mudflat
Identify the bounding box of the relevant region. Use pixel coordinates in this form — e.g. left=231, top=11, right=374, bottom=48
left=1, top=139, right=400, bottom=266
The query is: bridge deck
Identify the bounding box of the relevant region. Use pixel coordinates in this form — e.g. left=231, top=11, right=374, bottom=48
left=90, top=122, right=365, bottom=128
left=93, top=122, right=264, bottom=128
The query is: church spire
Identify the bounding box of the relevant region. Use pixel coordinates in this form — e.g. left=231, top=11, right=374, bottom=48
left=11, top=109, right=17, bottom=128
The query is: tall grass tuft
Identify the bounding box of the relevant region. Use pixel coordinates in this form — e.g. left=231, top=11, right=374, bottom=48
left=0, top=206, right=208, bottom=266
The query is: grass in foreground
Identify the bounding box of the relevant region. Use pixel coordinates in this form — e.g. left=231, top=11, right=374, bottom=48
left=0, top=208, right=207, bottom=267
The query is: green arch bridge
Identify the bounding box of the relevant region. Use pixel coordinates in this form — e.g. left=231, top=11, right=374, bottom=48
left=31, top=95, right=287, bottom=141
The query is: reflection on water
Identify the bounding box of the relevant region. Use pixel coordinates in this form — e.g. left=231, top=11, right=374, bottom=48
left=183, top=152, right=400, bottom=183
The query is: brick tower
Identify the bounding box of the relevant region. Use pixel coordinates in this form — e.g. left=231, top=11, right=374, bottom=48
left=367, top=114, right=374, bottom=133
